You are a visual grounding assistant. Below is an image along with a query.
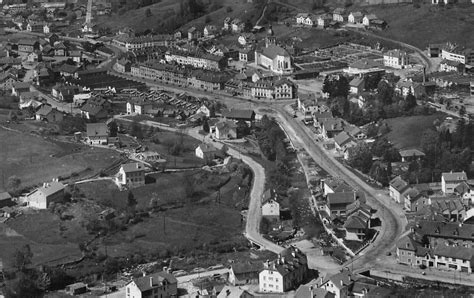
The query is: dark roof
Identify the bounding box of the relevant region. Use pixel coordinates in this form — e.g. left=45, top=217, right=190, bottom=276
left=130, top=271, right=177, bottom=293
left=399, top=149, right=425, bottom=158
left=59, top=64, right=79, bottom=74
left=344, top=212, right=369, bottom=230
left=121, top=162, right=145, bottom=173
left=261, top=44, right=290, bottom=59
left=327, top=192, right=356, bottom=205
left=231, top=262, right=263, bottom=275
left=0, top=192, right=12, bottom=201
left=414, top=220, right=474, bottom=241
left=262, top=189, right=276, bottom=203
left=334, top=131, right=353, bottom=147
left=197, top=143, right=217, bottom=153
left=222, top=109, right=255, bottom=121
left=322, top=271, right=353, bottom=289
left=86, top=123, right=108, bottom=137
left=390, top=176, right=409, bottom=193
left=36, top=105, right=56, bottom=116
left=434, top=244, right=474, bottom=261
left=442, top=171, right=467, bottom=183
left=263, top=247, right=307, bottom=277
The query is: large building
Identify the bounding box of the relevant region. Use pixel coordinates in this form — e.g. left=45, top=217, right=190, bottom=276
left=165, top=50, right=227, bottom=71
left=254, top=34, right=293, bottom=75
left=441, top=43, right=474, bottom=65
left=112, top=34, right=173, bottom=51
left=383, top=49, right=410, bottom=69
left=259, top=246, right=308, bottom=293
left=441, top=171, right=467, bottom=194
left=117, top=163, right=146, bottom=187
left=26, top=180, right=65, bottom=209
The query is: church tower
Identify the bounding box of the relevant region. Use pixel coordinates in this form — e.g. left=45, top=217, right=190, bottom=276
left=265, top=24, right=276, bottom=48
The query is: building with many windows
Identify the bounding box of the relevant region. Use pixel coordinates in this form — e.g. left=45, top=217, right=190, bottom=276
left=383, top=49, right=410, bottom=69
left=117, top=163, right=146, bottom=187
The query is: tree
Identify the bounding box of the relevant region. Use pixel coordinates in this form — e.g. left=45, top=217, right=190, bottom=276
left=405, top=92, right=417, bottom=111
left=459, top=106, right=466, bottom=117
left=127, top=191, right=137, bottom=214
left=7, top=176, right=21, bottom=195
left=377, top=80, right=394, bottom=105
left=202, top=119, right=210, bottom=133
left=12, top=244, right=33, bottom=272
left=130, top=120, right=143, bottom=139
left=145, top=8, right=152, bottom=17
left=347, top=142, right=373, bottom=173
left=108, top=121, right=118, bottom=137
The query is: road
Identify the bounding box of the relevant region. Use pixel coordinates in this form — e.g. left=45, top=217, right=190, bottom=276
left=114, top=115, right=285, bottom=254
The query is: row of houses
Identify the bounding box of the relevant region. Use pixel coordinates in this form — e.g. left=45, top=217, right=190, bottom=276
left=112, top=34, right=174, bottom=51
left=295, top=9, right=386, bottom=29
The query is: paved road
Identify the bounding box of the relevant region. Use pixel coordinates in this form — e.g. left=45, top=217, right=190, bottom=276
left=114, top=115, right=285, bottom=254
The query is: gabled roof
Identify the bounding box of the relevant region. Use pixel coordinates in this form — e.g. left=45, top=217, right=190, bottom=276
left=327, top=192, right=356, bottom=205
left=37, top=181, right=65, bottom=197
left=216, top=120, right=237, bottom=130
left=434, top=244, right=474, bottom=261
left=399, top=149, right=425, bottom=158
left=414, top=220, right=474, bottom=241
left=334, top=131, right=354, bottom=147
left=36, top=105, right=57, bottom=116
left=389, top=176, right=409, bottom=193
left=121, top=162, right=145, bottom=173
left=222, top=109, right=255, bottom=120
left=231, top=262, right=263, bottom=275
left=86, top=123, right=108, bottom=137
left=454, top=181, right=472, bottom=195
left=349, top=76, right=365, bottom=88
left=261, top=44, right=290, bottom=59
left=442, top=171, right=467, bottom=183
left=322, top=271, right=353, bottom=289
left=129, top=271, right=177, bottom=292
left=344, top=213, right=369, bottom=230
left=0, top=192, right=12, bottom=201
left=59, top=64, right=79, bottom=74
left=262, top=189, right=276, bottom=203
left=197, top=143, right=217, bottom=153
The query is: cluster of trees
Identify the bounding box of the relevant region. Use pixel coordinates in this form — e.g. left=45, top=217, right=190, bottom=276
left=256, top=115, right=287, bottom=162
left=4, top=244, right=74, bottom=297
left=322, top=75, right=433, bottom=127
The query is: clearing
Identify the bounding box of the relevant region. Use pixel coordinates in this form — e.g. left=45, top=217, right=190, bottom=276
left=385, top=113, right=446, bottom=150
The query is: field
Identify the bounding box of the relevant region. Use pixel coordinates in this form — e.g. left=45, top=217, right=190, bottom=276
left=362, top=3, right=474, bottom=48
left=385, top=113, right=446, bottom=150
left=0, top=127, right=122, bottom=191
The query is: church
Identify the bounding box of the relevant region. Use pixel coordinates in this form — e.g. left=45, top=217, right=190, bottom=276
left=254, top=26, right=293, bottom=75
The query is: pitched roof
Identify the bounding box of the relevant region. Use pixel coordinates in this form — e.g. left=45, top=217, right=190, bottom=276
left=231, top=262, right=263, bottom=275
left=334, top=131, right=354, bottom=147
left=0, top=192, right=12, bottom=201
left=262, top=189, right=276, bottom=203
left=121, top=162, right=145, bottom=173
left=454, top=181, right=472, bottom=195
left=59, top=63, right=79, bottom=74
left=37, top=181, right=65, bottom=197
left=222, top=109, right=255, bottom=120
left=414, top=220, right=474, bottom=241
left=327, top=192, right=356, bottom=205
left=390, top=176, right=409, bottom=193
left=36, top=105, right=56, bottom=116
left=442, top=171, right=467, bottom=183
left=263, top=247, right=308, bottom=277
left=197, top=143, right=217, bottom=153
left=434, top=244, right=474, bottom=261
left=349, top=76, right=365, bottom=88
left=344, top=213, right=369, bottom=230
left=323, top=271, right=353, bottom=289
left=86, top=123, right=108, bottom=137
left=130, top=271, right=177, bottom=292
left=261, top=44, right=290, bottom=59
left=216, top=120, right=237, bottom=130
left=399, top=149, right=425, bottom=158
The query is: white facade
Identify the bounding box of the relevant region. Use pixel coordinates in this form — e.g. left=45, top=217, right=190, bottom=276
left=117, top=164, right=145, bottom=187
left=384, top=50, right=410, bottom=69
left=441, top=48, right=474, bottom=65
left=259, top=270, right=284, bottom=293
left=442, top=172, right=467, bottom=194
left=262, top=200, right=280, bottom=219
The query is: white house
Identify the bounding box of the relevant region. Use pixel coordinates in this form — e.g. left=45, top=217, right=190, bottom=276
left=319, top=271, right=353, bottom=298
left=255, top=40, right=293, bottom=75
left=195, top=143, right=218, bottom=163
left=196, top=104, right=211, bottom=117
left=442, top=171, right=467, bottom=194
left=384, top=49, right=410, bottom=69
left=389, top=176, right=410, bottom=204
left=348, top=12, right=363, bottom=24
left=126, top=99, right=152, bottom=115
left=262, top=200, right=280, bottom=221
left=362, top=14, right=377, bottom=26
left=26, top=180, right=65, bottom=209
left=215, top=120, right=237, bottom=140
left=117, top=163, right=146, bottom=187
left=295, top=13, right=309, bottom=25
left=259, top=247, right=308, bottom=293
left=126, top=271, right=178, bottom=298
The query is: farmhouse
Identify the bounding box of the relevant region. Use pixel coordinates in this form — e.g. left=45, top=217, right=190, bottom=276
left=117, top=162, right=146, bottom=187
left=389, top=176, right=410, bottom=204
left=195, top=143, right=218, bottom=163
left=399, top=149, right=425, bottom=162
left=12, top=82, right=31, bottom=96
left=18, top=39, right=40, bottom=53
left=26, top=180, right=65, bottom=209
left=86, top=123, right=108, bottom=145
left=126, top=271, right=177, bottom=298
left=215, top=120, right=237, bottom=140
left=325, top=192, right=358, bottom=216
left=229, top=262, right=263, bottom=286
left=222, top=109, right=255, bottom=125
left=262, top=189, right=280, bottom=221
left=0, top=192, right=13, bottom=208
left=348, top=12, right=363, bottom=24
left=126, top=99, right=152, bottom=115
left=35, top=105, right=63, bottom=122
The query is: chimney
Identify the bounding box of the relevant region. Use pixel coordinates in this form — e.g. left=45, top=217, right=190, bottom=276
left=150, top=276, right=153, bottom=287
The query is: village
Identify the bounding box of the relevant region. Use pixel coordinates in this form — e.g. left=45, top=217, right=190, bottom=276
left=0, top=0, right=474, bottom=297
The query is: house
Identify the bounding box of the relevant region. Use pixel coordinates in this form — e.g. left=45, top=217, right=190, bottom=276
left=303, top=15, right=319, bottom=27
left=399, top=149, right=425, bottom=162
left=187, top=26, right=201, bottom=41
left=86, top=123, right=108, bottom=145
left=442, top=171, right=467, bottom=194
left=262, top=189, right=280, bottom=221
left=383, top=49, right=410, bottom=69
left=26, top=180, right=65, bottom=209
left=349, top=76, right=365, bottom=94
left=332, top=8, right=347, bottom=23
left=54, top=42, right=67, bottom=56
left=231, top=18, right=245, bottom=33
left=439, top=59, right=465, bottom=73
left=454, top=182, right=474, bottom=205
left=0, top=192, right=13, bottom=208
left=195, top=143, right=218, bottom=163
left=362, top=14, right=377, bottom=27
left=18, top=39, right=40, bottom=52
left=27, top=51, right=42, bottom=62
left=320, top=118, right=345, bottom=139
left=126, top=99, right=152, bottom=115
left=125, top=271, right=177, bottom=298
left=99, top=208, right=115, bottom=221
left=348, top=12, right=363, bottom=24
left=222, top=109, right=255, bottom=125
left=317, top=14, right=332, bottom=28
left=259, top=246, right=308, bottom=293
left=81, top=103, right=107, bottom=121
left=53, top=85, right=79, bottom=102
left=441, top=43, right=474, bottom=65
left=295, top=281, right=333, bottom=298
left=116, top=59, right=132, bottom=73
left=217, top=286, right=254, bottom=298
left=215, top=120, right=237, bottom=140
left=65, top=282, right=87, bottom=296
left=203, top=25, right=218, bottom=38
left=196, top=104, right=211, bottom=117
left=223, top=17, right=232, bottom=30
left=117, top=162, right=146, bottom=187
left=0, top=73, right=17, bottom=91
left=12, top=82, right=31, bottom=96
left=319, top=271, right=353, bottom=298
left=295, top=13, right=309, bottom=25
left=229, top=262, right=263, bottom=286
left=325, top=192, right=357, bottom=216
left=255, top=42, right=293, bottom=75
left=322, top=178, right=353, bottom=196
left=389, top=176, right=409, bottom=204
left=334, top=131, right=356, bottom=153
left=35, top=105, right=63, bottom=122
left=412, top=220, right=474, bottom=248
left=59, top=64, right=79, bottom=78
left=238, top=33, right=256, bottom=46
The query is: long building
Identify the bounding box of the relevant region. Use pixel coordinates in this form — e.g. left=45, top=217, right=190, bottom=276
left=165, top=50, right=227, bottom=71
left=112, top=34, right=174, bottom=51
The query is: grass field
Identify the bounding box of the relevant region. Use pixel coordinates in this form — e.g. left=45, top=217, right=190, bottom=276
left=362, top=3, right=474, bottom=48
left=385, top=113, right=446, bottom=150
left=0, top=127, right=122, bottom=191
